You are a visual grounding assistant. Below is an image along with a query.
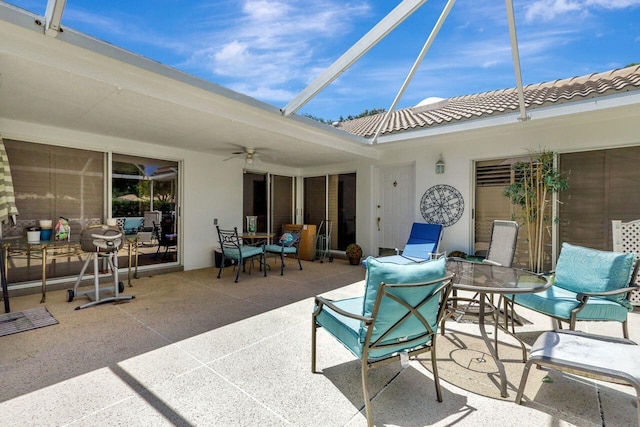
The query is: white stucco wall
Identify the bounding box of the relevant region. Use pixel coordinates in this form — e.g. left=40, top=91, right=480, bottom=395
left=331, top=100, right=640, bottom=258
left=3, top=94, right=640, bottom=279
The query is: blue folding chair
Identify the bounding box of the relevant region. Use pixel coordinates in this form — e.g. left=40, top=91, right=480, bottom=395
left=362, top=222, right=443, bottom=267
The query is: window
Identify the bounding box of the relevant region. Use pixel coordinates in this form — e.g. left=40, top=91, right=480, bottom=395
left=2, top=139, right=105, bottom=284
left=304, top=173, right=356, bottom=251
left=1, top=141, right=180, bottom=286
left=2, top=139, right=105, bottom=237
left=559, top=147, right=640, bottom=251
left=112, top=154, right=179, bottom=264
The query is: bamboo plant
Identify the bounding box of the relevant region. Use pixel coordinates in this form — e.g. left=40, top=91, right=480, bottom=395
left=503, top=150, right=569, bottom=273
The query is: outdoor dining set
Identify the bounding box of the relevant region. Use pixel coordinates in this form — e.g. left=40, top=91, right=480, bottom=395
left=307, top=220, right=640, bottom=427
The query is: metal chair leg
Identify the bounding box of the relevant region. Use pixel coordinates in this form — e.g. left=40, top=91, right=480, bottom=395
left=361, top=358, right=373, bottom=427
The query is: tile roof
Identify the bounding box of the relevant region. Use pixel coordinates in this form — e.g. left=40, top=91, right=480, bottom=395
left=334, top=64, right=640, bottom=139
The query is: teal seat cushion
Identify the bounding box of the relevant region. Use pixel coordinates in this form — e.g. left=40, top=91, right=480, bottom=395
left=224, top=245, right=263, bottom=260
left=123, top=217, right=143, bottom=234
left=506, top=286, right=631, bottom=322
left=362, top=257, right=447, bottom=352
left=315, top=295, right=441, bottom=360
left=555, top=242, right=635, bottom=303
left=315, top=297, right=365, bottom=358
left=264, top=244, right=297, bottom=254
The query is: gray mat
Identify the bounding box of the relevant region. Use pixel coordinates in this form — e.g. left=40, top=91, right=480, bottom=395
left=0, top=307, right=58, bottom=337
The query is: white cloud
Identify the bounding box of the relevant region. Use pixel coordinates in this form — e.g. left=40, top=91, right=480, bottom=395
left=182, top=0, right=372, bottom=101
left=524, top=0, right=640, bottom=22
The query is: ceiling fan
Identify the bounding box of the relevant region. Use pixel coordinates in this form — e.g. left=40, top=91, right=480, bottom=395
left=223, top=147, right=257, bottom=165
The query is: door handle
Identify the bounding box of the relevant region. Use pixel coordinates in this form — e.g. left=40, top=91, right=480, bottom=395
left=377, top=217, right=381, bottom=231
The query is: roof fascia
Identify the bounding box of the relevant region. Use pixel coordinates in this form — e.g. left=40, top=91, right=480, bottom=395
left=0, top=2, right=281, bottom=115
left=0, top=2, right=376, bottom=159
left=375, top=90, right=640, bottom=144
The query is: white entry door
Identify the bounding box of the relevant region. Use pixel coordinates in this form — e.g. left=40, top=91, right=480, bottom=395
left=377, top=164, right=415, bottom=253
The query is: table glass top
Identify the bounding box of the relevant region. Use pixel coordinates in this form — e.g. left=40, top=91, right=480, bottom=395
left=446, top=258, right=550, bottom=294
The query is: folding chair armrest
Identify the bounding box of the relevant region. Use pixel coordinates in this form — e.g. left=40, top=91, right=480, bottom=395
left=314, top=296, right=373, bottom=324
left=554, top=329, right=638, bottom=346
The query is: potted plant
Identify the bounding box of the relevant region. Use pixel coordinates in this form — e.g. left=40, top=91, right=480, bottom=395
left=448, top=250, right=467, bottom=259
left=345, top=243, right=363, bottom=265
left=503, top=149, right=569, bottom=273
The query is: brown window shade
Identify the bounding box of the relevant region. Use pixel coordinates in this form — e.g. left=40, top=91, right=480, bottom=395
left=304, top=176, right=326, bottom=229
left=474, top=157, right=530, bottom=268
left=559, top=147, right=640, bottom=251
left=2, top=139, right=104, bottom=237
left=271, top=175, right=294, bottom=235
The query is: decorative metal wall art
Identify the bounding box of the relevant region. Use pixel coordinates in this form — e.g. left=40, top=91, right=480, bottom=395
left=420, top=184, right=464, bottom=227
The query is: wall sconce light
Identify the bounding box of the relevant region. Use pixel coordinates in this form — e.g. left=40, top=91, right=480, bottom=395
left=435, top=155, right=445, bottom=174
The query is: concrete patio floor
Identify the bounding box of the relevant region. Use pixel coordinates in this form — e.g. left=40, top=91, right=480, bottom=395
left=1, top=258, right=638, bottom=426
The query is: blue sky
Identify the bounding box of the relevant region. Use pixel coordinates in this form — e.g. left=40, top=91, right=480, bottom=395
left=7, top=0, right=640, bottom=121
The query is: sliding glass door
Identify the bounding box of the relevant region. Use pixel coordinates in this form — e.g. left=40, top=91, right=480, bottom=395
left=303, top=173, right=356, bottom=251
left=112, top=154, right=179, bottom=264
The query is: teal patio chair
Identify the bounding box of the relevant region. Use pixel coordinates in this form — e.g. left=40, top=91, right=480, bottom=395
left=505, top=242, right=639, bottom=338
left=216, top=226, right=266, bottom=283
left=312, top=257, right=454, bottom=427
left=264, top=224, right=303, bottom=275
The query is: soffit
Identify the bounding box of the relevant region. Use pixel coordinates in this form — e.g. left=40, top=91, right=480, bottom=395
left=0, top=9, right=375, bottom=168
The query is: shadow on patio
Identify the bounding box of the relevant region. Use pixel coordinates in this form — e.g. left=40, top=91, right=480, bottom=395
left=1, top=260, right=639, bottom=425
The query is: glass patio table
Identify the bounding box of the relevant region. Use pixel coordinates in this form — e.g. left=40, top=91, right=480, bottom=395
left=1, top=235, right=139, bottom=307
left=445, top=258, right=551, bottom=397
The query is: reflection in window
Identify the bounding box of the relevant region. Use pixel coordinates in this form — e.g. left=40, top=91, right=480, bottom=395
left=112, top=154, right=179, bottom=264
left=2, top=139, right=105, bottom=284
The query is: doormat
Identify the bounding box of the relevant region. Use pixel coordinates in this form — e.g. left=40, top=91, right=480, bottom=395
left=0, top=307, right=58, bottom=337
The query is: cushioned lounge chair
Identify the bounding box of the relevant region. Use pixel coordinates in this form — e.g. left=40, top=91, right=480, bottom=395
left=312, top=257, right=454, bottom=427
left=362, top=222, right=443, bottom=267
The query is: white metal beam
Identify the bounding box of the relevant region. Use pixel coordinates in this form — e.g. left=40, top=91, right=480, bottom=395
left=44, top=0, right=66, bottom=37
left=371, top=0, right=456, bottom=144
left=505, top=0, right=528, bottom=121
left=281, top=0, right=429, bottom=116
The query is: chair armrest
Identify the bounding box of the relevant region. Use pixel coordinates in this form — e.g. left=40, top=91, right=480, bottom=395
left=314, top=296, right=373, bottom=324
left=481, top=259, right=502, bottom=266
left=576, top=285, right=638, bottom=302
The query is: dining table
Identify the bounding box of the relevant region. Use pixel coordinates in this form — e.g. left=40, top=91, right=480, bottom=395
left=240, top=232, right=275, bottom=246
left=445, top=258, right=552, bottom=398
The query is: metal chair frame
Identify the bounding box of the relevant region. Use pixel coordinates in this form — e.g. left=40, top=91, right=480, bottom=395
left=312, top=273, right=454, bottom=427
left=216, top=226, right=266, bottom=283
left=265, top=224, right=303, bottom=276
